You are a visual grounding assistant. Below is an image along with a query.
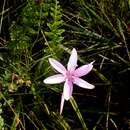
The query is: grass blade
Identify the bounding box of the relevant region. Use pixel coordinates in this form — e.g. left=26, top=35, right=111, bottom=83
left=70, top=96, right=88, bottom=130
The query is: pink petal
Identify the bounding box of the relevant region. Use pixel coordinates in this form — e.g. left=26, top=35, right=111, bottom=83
left=73, top=77, right=95, bottom=89
left=60, top=94, right=65, bottom=115
left=44, top=74, right=65, bottom=84
left=63, top=79, right=73, bottom=100
left=74, top=61, right=94, bottom=77
left=67, top=48, right=77, bottom=71
left=49, top=58, right=66, bottom=74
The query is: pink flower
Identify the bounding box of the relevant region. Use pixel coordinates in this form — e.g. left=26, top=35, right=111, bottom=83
left=44, top=48, right=95, bottom=114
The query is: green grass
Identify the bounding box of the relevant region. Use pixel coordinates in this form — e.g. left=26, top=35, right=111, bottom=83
left=0, top=0, right=130, bottom=129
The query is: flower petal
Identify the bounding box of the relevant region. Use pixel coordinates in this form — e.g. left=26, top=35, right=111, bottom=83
left=67, top=48, right=77, bottom=71
left=60, top=94, right=65, bottom=115
left=44, top=74, right=65, bottom=84
left=49, top=58, right=66, bottom=74
left=73, top=77, right=95, bottom=89
left=63, top=79, right=73, bottom=100
left=74, top=61, right=94, bottom=77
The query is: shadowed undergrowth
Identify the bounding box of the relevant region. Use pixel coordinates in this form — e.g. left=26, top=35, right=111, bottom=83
left=0, top=0, right=130, bottom=129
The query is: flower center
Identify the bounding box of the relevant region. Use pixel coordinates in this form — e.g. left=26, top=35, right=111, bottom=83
left=65, top=71, right=74, bottom=81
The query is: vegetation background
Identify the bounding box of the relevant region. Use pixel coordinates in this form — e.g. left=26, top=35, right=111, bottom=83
left=0, top=0, right=130, bottom=129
